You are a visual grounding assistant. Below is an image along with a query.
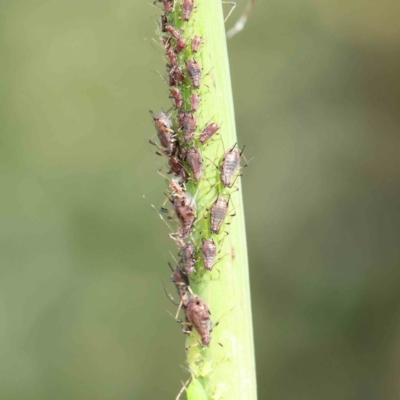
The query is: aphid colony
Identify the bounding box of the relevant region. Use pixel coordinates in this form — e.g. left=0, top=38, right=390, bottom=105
left=151, top=0, right=245, bottom=350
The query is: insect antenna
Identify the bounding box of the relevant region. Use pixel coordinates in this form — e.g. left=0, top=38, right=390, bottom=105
left=175, top=378, right=191, bottom=400
left=163, top=280, right=179, bottom=306
left=151, top=204, right=175, bottom=232
left=226, top=0, right=257, bottom=39
left=222, top=1, right=237, bottom=23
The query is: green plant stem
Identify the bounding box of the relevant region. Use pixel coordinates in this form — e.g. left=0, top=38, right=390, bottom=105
left=172, top=1, right=258, bottom=399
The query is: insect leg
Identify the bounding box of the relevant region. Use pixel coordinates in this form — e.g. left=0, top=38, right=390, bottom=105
left=222, top=1, right=236, bottom=23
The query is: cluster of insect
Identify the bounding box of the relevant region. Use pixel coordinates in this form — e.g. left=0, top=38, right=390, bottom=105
left=151, top=0, right=246, bottom=351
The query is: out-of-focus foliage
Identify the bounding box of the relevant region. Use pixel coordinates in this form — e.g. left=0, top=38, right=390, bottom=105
left=0, top=1, right=399, bottom=399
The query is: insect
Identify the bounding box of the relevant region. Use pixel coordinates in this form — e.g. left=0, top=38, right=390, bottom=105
left=185, top=296, right=213, bottom=346
left=190, top=93, right=200, bottom=112
left=182, top=0, right=195, bottom=21
left=174, top=194, right=197, bottom=238
left=169, top=65, right=185, bottom=86
left=186, top=147, right=203, bottom=182
left=186, top=58, right=201, bottom=89
left=200, top=122, right=219, bottom=144
left=155, top=0, right=174, bottom=13
left=166, top=47, right=177, bottom=66
left=180, top=112, right=197, bottom=142
left=168, top=153, right=189, bottom=182
left=161, top=14, right=168, bottom=32
left=202, top=238, right=217, bottom=271
left=150, top=111, right=175, bottom=155
left=210, top=196, right=229, bottom=234
left=231, top=245, right=236, bottom=261
left=169, top=262, right=191, bottom=305
left=166, top=262, right=194, bottom=324
left=174, top=37, right=187, bottom=54
left=167, top=65, right=176, bottom=86
left=170, top=87, right=183, bottom=109
left=166, top=25, right=182, bottom=40
left=180, top=241, right=196, bottom=275
left=168, top=180, right=197, bottom=238
left=221, top=143, right=243, bottom=188
left=192, top=35, right=202, bottom=53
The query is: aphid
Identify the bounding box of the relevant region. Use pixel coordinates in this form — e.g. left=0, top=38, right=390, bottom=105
left=192, top=35, right=202, bottom=53
left=166, top=47, right=177, bottom=66
left=167, top=65, right=176, bottom=86
left=155, top=0, right=174, bottom=13
left=190, top=93, right=200, bottom=112
left=170, top=87, right=183, bottom=109
left=185, top=296, right=212, bottom=347
left=161, top=14, right=168, bottom=32
left=169, top=65, right=185, bottom=86
left=199, top=122, right=219, bottom=144
left=202, top=238, right=216, bottom=271
left=166, top=25, right=182, bottom=40
left=231, top=245, right=236, bottom=261
left=182, top=0, right=195, bottom=21
left=181, top=242, right=196, bottom=275
left=170, top=180, right=197, bottom=238
left=174, top=193, right=197, bottom=238
left=186, top=58, right=201, bottom=89
left=221, top=144, right=242, bottom=188
left=181, top=113, right=197, bottom=142
left=164, top=0, right=174, bottom=13
left=175, top=37, right=186, bottom=54
left=168, top=153, right=189, bottom=182
left=210, top=196, right=229, bottom=234
left=150, top=111, right=175, bottom=155
left=169, top=262, right=191, bottom=306
left=186, top=147, right=203, bottom=181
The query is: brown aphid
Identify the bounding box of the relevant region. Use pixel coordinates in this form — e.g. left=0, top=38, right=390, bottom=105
left=166, top=25, right=182, bottom=40
left=210, top=196, right=229, bottom=234
left=192, top=35, right=202, bottom=53
left=186, top=58, right=201, bottom=89
left=182, top=0, right=195, bottom=21
left=151, top=111, right=175, bottom=155
left=171, top=184, right=197, bottom=238
left=169, top=65, right=185, bottom=86
left=174, top=197, right=197, bottom=238
left=167, top=65, right=176, bottom=86
left=155, top=0, right=173, bottom=13
left=175, top=37, right=186, bottom=54
left=163, top=0, right=174, bottom=13
left=161, top=14, right=168, bottom=32
left=166, top=47, right=177, bottom=66
left=181, top=113, right=197, bottom=142
left=169, top=263, right=190, bottom=306
left=185, top=296, right=212, bottom=347
left=221, top=144, right=241, bottom=188
left=190, top=93, right=200, bottom=112
left=186, top=147, right=203, bottom=181
left=231, top=245, right=236, bottom=261
left=202, top=238, right=217, bottom=271
left=200, top=123, right=219, bottom=144
left=170, top=87, right=183, bottom=109
left=168, top=154, right=189, bottom=183
left=181, top=242, right=196, bottom=275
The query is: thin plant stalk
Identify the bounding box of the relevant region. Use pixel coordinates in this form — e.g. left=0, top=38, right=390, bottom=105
left=168, top=1, right=258, bottom=399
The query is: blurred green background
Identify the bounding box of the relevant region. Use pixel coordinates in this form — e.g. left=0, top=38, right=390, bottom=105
left=1, top=0, right=400, bottom=399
